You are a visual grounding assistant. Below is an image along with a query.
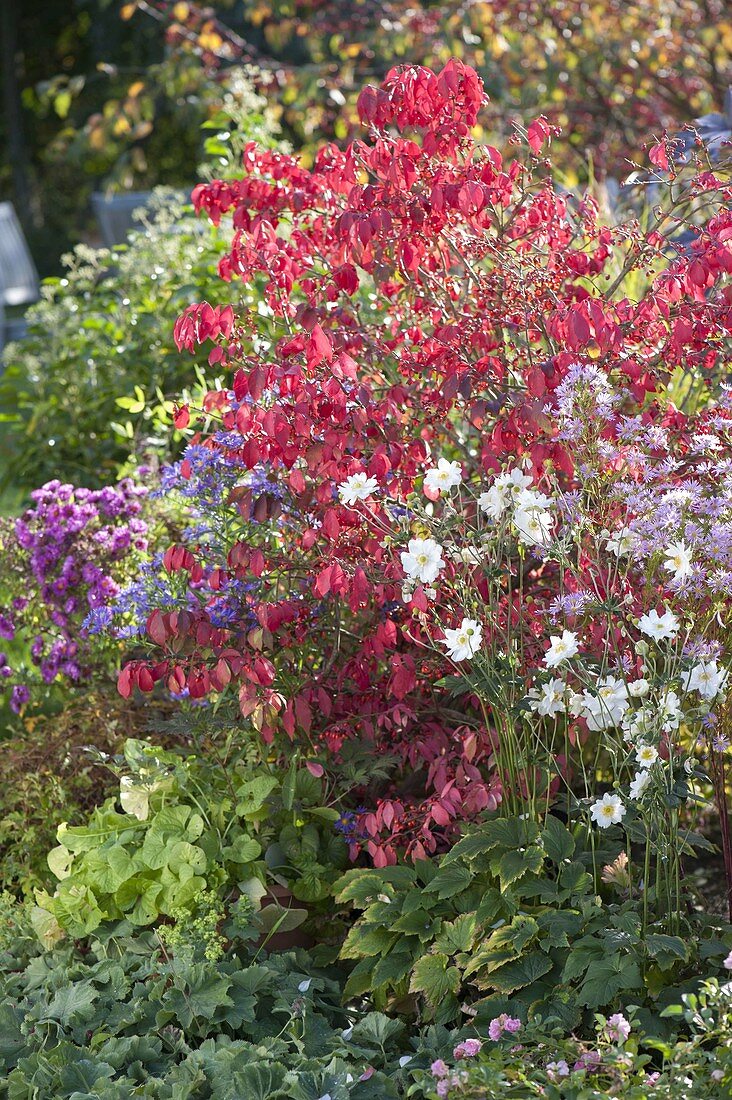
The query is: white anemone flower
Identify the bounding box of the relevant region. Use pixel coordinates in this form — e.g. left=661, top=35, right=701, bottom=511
left=514, top=507, right=554, bottom=548
left=659, top=689, right=682, bottom=732
left=441, top=618, right=483, bottom=661
left=590, top=792, right=626, bottom=828
left=478, top=484, right=510, bottom=520
left=682, top=659, right=728, bottom=701
left=663, top=540, right=693, bottom=583
left=629, top=770, right=652, bottom=800
left=527, top=678, right=567, bottom=717
left=338, top=472, right=379, bottom=505
left=497, top=468, right=534, bottom=495
left=424, top=459, right=462, bottom=494
left=581, top=676, right=629, bottom=731
left=622, top=706, right=656, bottom=742
left=605, top=527, right=636, bottom=556
left=637, top=608, right=679, bottom=642
left=400, top=538, right=445, bottom=585
left=543, top=630, right=579, bottom=668
left=635, top=742, right=659, bottom=768
left=513, top=487, right=553, bottom=512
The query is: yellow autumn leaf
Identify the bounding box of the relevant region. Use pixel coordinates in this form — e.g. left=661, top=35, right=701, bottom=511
left=30, top=906, right=65, bottom=950
left=199, top=30, right=223, bottom=51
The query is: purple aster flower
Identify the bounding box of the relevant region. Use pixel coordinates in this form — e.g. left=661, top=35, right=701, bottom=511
left=10, top=684, right=30, bottom=712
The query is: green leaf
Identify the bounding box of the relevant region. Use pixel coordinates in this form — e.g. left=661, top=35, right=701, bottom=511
left=255, top=902, right=308, bottom=935
left=464, top=915, right=540, bottom=979
left=0, top=1004, right=26, bottom=1060
left=537, top=909, right=584, bottom=949
left=341, top=924, right=396, bottom=960
left=390, top=909, right=440, bottom=938
left=434, top=913, right=477, bottom=954
left=371, top=950, right=414, bottom=990
left=541, top=816, right=575, bottom=863
left=423, top=861, right=473, bottom=900
left=58, top=1059, right=116, bottom=1092
left=166, top=840, right=207, bottom=875
left=562, top=937, right=604, bottom=983
left=478, top=950, right=553, bottom=994
left=223, top=835, right=262, bottom=863
left=493, top=844, right=544, bottom=891
left=224, top=1062, right=288, bottom=1099
left=443, top=817, right=539, bottom=865
left=350, top=1011, right=405, bottom=1050
left=577, top=955, right=643, bottom=1009
left=164, top=875, right=208, bottom=913
left=163, top=970, right=233, bottom=1029
left=282, top=760, right=298, bottom=811
left=29, top=905, right=65, bottom=949
left=304, top=806, right=341, bottom=824
left=557, top=860, right=593, bottom=897
left=645, top=934, right=689, bottom=969
left=236, top=777, right=280, bottom=821
left=47, top=845, right=73, bottom=880
left=44, top=980, right=99, bottom=1026
left=409, top=953, right=460, bottom=1005
left=334, top=870, right=395, bottom=906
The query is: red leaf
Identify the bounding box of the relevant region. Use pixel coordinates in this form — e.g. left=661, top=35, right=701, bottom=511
left=307, top=324, right=333, bottom=368
left=147, top=610, right=167, bottom=646
left=648, top=142, right=669, bottom=171
left=430, top=802, right=451, bottom=826
left=527, top=117, right=551, bottom=153
left=117, top=665, right=133, bottom=698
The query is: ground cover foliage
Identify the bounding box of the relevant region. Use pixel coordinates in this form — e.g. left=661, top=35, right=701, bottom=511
left=4, top=55, right=732, bottom=1099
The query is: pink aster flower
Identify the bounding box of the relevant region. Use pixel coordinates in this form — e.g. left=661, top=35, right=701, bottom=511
left=606, top=1013, right=631, bottom=1043
left=488, top=1017, right=503, bottom=1040
left=574, top=1050, right=601, bottom=1073
left=453, top=1038, right=482, bottom=1059
left=488, top=1013, right=522, bottom=1040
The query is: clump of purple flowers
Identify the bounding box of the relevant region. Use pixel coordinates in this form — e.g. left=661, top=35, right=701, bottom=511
left=0, top=478, right=148, bottom=709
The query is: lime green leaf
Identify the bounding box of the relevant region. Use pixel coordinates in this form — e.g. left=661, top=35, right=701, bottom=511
left=29, top=905, right=65, bottom=949
left=47, top=845, right=73, bottom=880
left=409, top=953, right=460, bottom=1004
left=434, top=913, right=477, bottom=955
left=223, top=836, right=262, bottom=863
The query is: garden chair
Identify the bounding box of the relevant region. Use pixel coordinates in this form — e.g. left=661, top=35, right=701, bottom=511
left=92, top=190, right=155, bottom=247
left=0, top=201, right=40, bottom=353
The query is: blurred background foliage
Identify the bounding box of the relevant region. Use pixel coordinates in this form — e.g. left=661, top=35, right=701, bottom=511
left=2, top=0, right=731, bottom=277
